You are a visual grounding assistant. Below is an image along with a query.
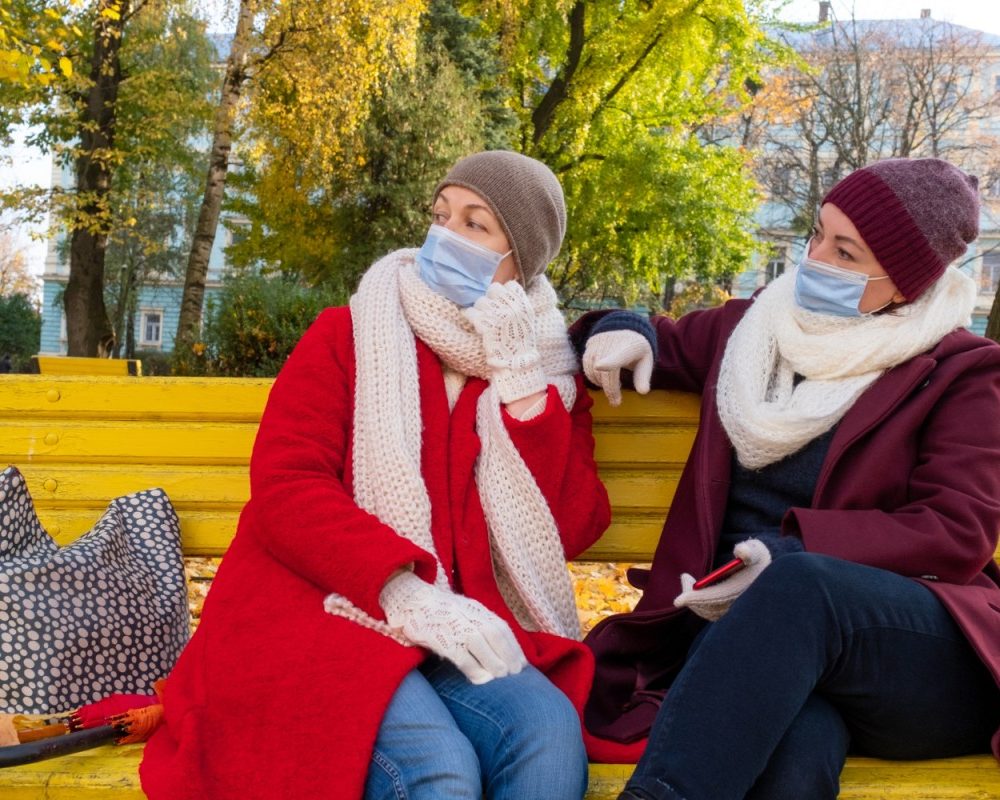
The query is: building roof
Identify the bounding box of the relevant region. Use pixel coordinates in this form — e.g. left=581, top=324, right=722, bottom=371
left=776, top=18, right=1000, bottom=50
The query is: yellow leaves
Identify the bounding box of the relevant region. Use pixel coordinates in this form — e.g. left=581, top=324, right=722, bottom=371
left=185, top=557, right=220, bottom=634
left=0, top=2, right=82, bottom=88
left=570, top=562, right=645, bottom=634
left=101, top=4, right=122, bottom=21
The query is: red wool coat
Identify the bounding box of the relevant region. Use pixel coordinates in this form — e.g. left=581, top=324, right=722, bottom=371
left=139, top=307, right=611, bottom=799
left=578, top=299, right=1000, bottom=764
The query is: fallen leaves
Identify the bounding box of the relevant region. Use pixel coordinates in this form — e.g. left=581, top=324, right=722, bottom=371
left=570, top=562, right=646, bottom=634
left=184, top=558, right=647, bottom=636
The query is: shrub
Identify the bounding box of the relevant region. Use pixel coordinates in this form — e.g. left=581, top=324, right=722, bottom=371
left=0, top=294, right=41, bottom=372
left=175, top=273, right=342, bottom=377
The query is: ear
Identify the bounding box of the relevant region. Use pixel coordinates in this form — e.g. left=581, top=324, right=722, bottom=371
left=892, top=290, right=906, bottom=304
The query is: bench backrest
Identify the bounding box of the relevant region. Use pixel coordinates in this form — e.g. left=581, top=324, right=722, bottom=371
left=0, top=375, right=699, bottom=562
left=31, top=356, right=143, bottom=376
left=4, top=375, right=996, bottom=565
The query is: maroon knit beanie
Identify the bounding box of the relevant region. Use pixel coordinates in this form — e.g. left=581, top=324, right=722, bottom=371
left=822, top=158, right=979, bottom=301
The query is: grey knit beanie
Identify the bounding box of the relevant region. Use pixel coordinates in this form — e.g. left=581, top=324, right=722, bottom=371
left=822, top=158, right=979, bottom=301
left=434, top=151, right=566, bottom=286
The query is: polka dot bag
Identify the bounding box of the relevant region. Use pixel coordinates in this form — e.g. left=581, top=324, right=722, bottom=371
left=0, top=466, right=190, bottom=715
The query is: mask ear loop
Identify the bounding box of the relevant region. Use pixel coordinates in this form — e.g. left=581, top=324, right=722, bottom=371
left=861, top=274, right=894, bottom=315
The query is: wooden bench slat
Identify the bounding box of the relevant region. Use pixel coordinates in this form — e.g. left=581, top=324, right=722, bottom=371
left=1, top=747, right=996, bottom=799
left=0, top=422, right=257, bottom=465
left=33, top=508, right=242, bottom=554
left=0, top=376, right=272, bottom=420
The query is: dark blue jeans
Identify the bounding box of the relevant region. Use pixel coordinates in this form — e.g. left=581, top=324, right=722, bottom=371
left=621, top=554, right=1000, bottom=800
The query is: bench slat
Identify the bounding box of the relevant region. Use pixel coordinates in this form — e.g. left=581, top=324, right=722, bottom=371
left=0, top=376, right=272, bottom=420
left=0, top=421, right=257, bottom=465
left=1, top=747, right=996, bottom=799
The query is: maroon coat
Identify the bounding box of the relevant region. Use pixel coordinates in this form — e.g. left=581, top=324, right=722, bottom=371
left=580, top=299, right=1000, bottom=763
left=139, top=307, right=611, bottom=799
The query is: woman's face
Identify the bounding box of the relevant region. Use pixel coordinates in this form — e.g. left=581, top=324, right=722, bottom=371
left=808, top=203, right=907, bottom=312
left=432, top=186, right=518, bottom=283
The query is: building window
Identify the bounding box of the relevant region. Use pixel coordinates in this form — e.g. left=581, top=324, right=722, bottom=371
left=764, top=248, right=787, bottom=284
left=995, top=74, right=1000, bottom=94
left=140, top=309, right=163, bottom=348
left=980, top=249, right=1000, bottom=294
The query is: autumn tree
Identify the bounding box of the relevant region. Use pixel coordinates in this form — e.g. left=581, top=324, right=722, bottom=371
left=226, top=1, right=782, bottom=311
left=0, top=231, right=38, bottom=297
left=174, top=0, right=426, bottom=355
left=470, top=0, right=782, bottom=309
left=750, top=17, right=1000, bottom=239
left=102, top=5, right=215, bottom=357
left=224, top=0, right=495, bottom=293
left=0, top=0, right=216, bottom=355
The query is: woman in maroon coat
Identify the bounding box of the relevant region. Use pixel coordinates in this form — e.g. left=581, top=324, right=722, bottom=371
left=139, top=151, right=610, bottom=799
left=574, top=158, right=1000, bottom=799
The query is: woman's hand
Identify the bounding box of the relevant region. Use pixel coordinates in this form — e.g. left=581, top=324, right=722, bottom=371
left=379, top=571, right=527, bottom=684
left=582, top=330, right=653, bottom=407
left=673, top=539, right=772, bottom=621
left=465, top=282, right=547, bottom=404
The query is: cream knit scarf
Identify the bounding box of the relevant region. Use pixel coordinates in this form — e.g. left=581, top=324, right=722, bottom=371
left=716, top=266, right=976, bottom=470
left=323, top=249, right=582, bottom=642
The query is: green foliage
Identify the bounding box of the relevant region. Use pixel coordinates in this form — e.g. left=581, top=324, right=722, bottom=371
left=227, top=2, right=492, bottom=291
left=472, top=0, right=779, bottom=309
left=176, top=272, right=342, bottom=377
left=231, top=0, right=781, bottom=310
left=0, top=293, right=41, bottom=371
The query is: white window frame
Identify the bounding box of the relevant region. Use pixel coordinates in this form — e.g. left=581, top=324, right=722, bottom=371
left=979, top=247, right=1000, bottom=295
left=763, top=245, right=789, bottom=285
left=139, top=308, right=164, bottom=349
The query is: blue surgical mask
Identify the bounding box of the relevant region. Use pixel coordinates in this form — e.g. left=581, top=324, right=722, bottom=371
left=416, top=224, right=512, bottom=307
left=793, top=257, right=891, bottom=317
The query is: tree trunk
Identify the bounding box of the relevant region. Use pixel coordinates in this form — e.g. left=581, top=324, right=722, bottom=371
left=986, top=257, right=1000, bottom=343
left=175, top=0, right=254, bottom=354
left=64, top=0, right=128, bottom=357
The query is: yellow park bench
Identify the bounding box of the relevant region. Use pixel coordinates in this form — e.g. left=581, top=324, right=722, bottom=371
left=30, top=355, right=142, bottom=376
left=0, top=374, right=997, bottom=799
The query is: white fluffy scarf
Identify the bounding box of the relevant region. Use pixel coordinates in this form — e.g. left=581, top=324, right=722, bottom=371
left=716, top=266, right=976, bottom=470
left=323, top=249, right=583, bottom=641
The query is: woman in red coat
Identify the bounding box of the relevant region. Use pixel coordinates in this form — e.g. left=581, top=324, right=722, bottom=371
left=140, top=151, right=610, bottom=800
left=574, top=158, right=1000, bottom=799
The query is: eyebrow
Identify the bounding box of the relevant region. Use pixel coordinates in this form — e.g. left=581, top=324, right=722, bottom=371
left=436, top=195, right=491, bottom=215
left=815, top=221, right=870, bottom=255
left=833, top=234, right=869, bottom=254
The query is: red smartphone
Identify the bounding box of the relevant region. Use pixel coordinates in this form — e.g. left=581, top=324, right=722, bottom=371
left=692, top=557, right=745, bottom=590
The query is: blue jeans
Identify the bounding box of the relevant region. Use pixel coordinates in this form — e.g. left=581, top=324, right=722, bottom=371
left=622, top=554, right=1000, bottom=800
left=364, top=658, right=588, bottom=800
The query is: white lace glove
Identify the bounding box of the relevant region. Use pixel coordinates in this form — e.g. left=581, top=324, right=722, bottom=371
left=582, top=330, right=653, bottom=407
left=379, top=571, right=527, bottom=684
left=465, top=281, right=547, bottom=404
left=673, top=539, right=772, bottom=622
